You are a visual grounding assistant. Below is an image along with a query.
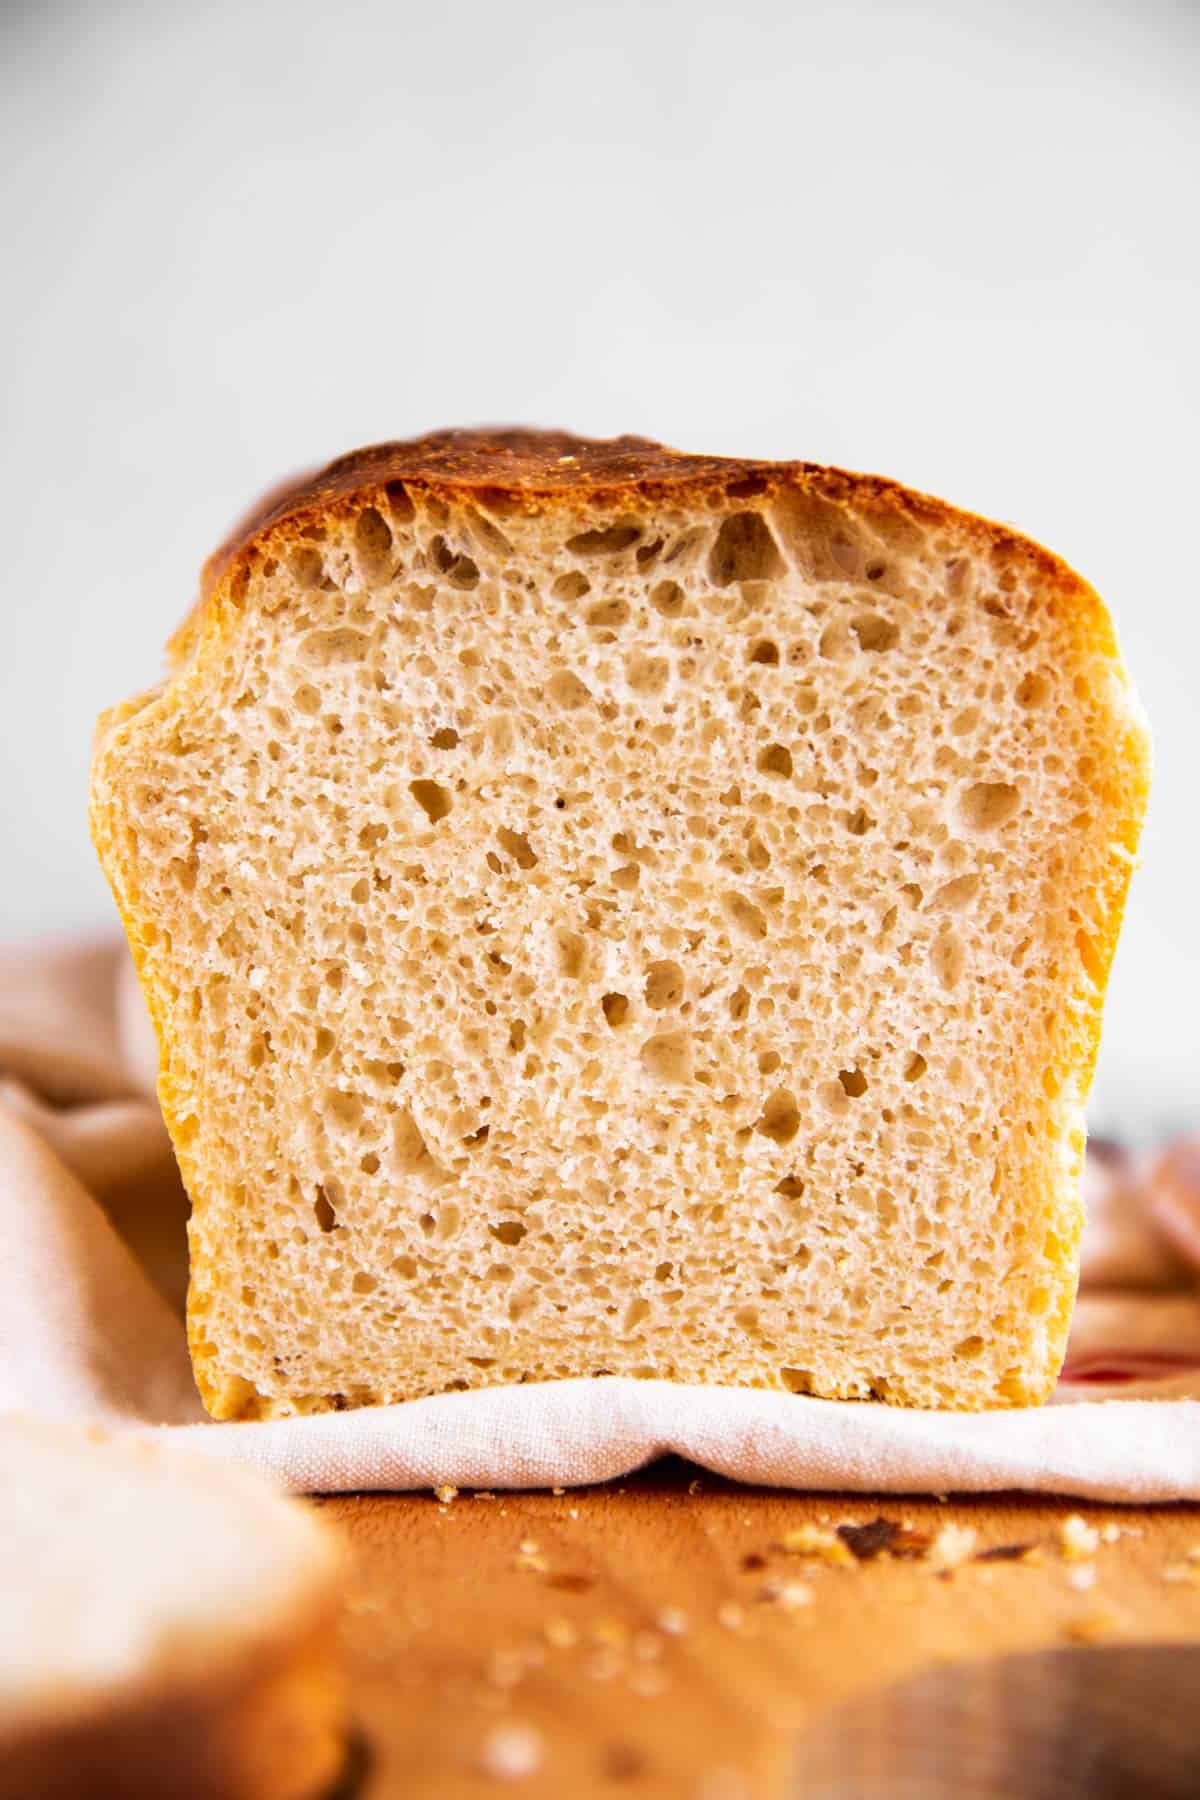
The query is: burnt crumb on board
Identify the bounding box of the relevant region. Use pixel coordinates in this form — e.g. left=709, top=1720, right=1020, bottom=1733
left=836, top=1517, right=933, bottom=1561
left=976, top=1542, right=1038, bottom=1563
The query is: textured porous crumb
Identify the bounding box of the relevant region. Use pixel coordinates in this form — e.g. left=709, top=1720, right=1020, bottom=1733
left=89, top=430, right=1150, bottom=1419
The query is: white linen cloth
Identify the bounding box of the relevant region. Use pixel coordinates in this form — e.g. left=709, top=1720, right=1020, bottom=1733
left=3, top=936, right=1198, bottom=1499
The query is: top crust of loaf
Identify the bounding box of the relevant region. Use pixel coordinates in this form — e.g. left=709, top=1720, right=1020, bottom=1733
left=180, top=428, right=1104, bottom=663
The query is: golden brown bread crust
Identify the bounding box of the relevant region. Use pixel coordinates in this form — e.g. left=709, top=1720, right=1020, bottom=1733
left=178, top=427, right=1079, bottom=664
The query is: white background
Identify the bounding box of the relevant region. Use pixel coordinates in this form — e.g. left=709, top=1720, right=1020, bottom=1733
left=2, top=0, right=1196, bottom=1132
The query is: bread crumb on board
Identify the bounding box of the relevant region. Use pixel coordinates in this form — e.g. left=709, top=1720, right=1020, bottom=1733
left=1058, top=1514, right=1101, bottom=1561
left=927, top=1523, right=978, bottom=1573
left=433, top=1483, right=458, bottom=1505
left=478, top=1722, right=543, bottom=1780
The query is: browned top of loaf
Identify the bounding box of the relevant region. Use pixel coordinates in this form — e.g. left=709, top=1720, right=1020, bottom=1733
left=179, top=427, right=1093, bottom=670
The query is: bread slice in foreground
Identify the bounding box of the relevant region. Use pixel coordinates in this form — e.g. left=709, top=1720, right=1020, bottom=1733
left=0, top=1418, right=346, bottom=1799
left=90, top=430, right=1150, bottom=1415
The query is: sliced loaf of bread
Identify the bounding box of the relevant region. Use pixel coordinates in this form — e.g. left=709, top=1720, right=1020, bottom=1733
left=90, top=430, right=1150, bottom=1414
left=0, top=1418, right=345, bottom=1798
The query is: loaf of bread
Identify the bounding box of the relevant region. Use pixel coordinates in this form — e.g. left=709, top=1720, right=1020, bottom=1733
left=0, top=1418, right=345, bottom=1799
left=90, top=430, right=1150, bottom=1415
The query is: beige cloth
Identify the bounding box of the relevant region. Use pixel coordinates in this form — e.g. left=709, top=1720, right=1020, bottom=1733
left=2, top=936, right=1199, bottom=1498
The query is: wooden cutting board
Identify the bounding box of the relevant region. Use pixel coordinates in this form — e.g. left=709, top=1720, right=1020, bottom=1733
left=319, top=1458, right=1200, bottom=1797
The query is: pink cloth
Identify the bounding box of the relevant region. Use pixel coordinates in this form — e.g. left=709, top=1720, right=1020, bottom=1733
left=2, top=936, right=1198, bottom=1499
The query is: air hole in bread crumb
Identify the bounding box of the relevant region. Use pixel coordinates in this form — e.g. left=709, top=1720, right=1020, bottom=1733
left=586, top=597, right=630, bottom=628
left=757, top=743, right=793, bottom=779
left=430, top=536, right=480, bottom=588
left=410, top=780, right=452, bottom=824
left=429, top=727, right=460, bottom=750
left=624, top=1297, right=651, bottom=1331
left=845, top=806, right=873, bottom=836
left=293, top=683, right=321, bottom=716
left=781, top=1367, right=815, bottom=1395
left=640, top=1031, right=692, bottom=1084
left=709, top=512, right=785, bottom=585
left=352, top=1271, right=377, bottom=1295
left=838, top=1067, right=868, bottom=1098
left=655, top=1261, right=674, bottom=1282
left=555, top=931, right=586, bottom=979
left=851, top=613, right=899, bottom=652
left=490, top=1220, right=527, bottom=1247
left=757, top=1090, right=800, bottom=1145
left=955, top=1334, right=985, bottom=1359
left=723, top=893, right=768, bottom=939
left=497, top=827, right=537, bottom=869
left=645, top=961, right=684, bottom=1009
left=553, top=571, right=591, bottom=601
left=354, top=507, right=394, bottom=576
left=904, top=1052, right=928, bottom=1082
left=567, top=524, right=641, bottom=555
left=602, top=992, right=630, bottom=1028
left=758, top=1050, right=782, bottom=1075
left=548, top=670, right=592, bottom=709
left=1016, top=671, right=1050, bottom=708
left=958, top=780, right=1020, bottom=832
left=651, top=580, right=685, bottom=617
left=750, top=639, right=779, bottom=665
left=612, top=862, right=640, bottom=890
left=289, top=546, right=325, bottom=588
left=775, top=1175, right=805, bottom=1199
left=313, top=1187, right=338, bottom=1233
left=326, top=1090, right=363, bottom=1129
left=728, top=985, right=751, bottom=1022
left=359, top=1152, right=380, bottom=1175
left=314, top=1027, right=335, bottom=1059
left=931, top=931, right=966, bottom=990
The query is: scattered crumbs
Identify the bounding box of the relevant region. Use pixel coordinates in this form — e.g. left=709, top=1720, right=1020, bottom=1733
left=1058, top=1515, right=1100, bottom=1562
left=779, top=1524, right=856, bottom=1567
left=543, top=1616, right=578, bottom=1651
left=604, top=1742, right=649, bottom=1779
left=632, top=1631, right=664, bottom=1663
left=479, top=1722, right=543, bottom=1781
left=584, top=1648, right=623, bottom=1682
left=1099, top=1523, right=1122, bottom=1545
left=717, top=1601, right=746, bottom=1631
left=473, top=1490, right=497, bottom=1501
left=688, top=1478, right=704, bottom=1495
left=934, top=1494, right=949, bottom=1505
left=740, top=1551, right=768, bottom=1572
left=434, top=1483, right=458, bottom=1505
left=1162, top=1562, right=1200, bottom=1587
left=1187, top=1547, right=1200, bottom=1564
left=485, top=1649, right=526, bottom=1690
left=552, top=1486, right=565, bottom=1497
left=569, top=1508, right=579, bottom=1520
left=630, top=1665, right=669, bottom=1699
left=817, top=1512, right=832, bottom=1524
left=928, top=1524, right=978, bottom=1573
left=976, top=1542, right=1037, bottom=1564
left=656, top=1606, right=689, bottom=1636
left=1066, top=1564, right=1097, bottom=1593
left=515, top=1539, right=548, bottom=1573
left=760, top=1579, right=814, bottom=1611
left=1063, top=1605, right=1119, bottom=1644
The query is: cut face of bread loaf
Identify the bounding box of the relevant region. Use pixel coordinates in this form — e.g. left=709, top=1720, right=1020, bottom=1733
left=90, top=430, right=1149, bottom=1415
left=0, top=1418, right=345, bottom=1799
